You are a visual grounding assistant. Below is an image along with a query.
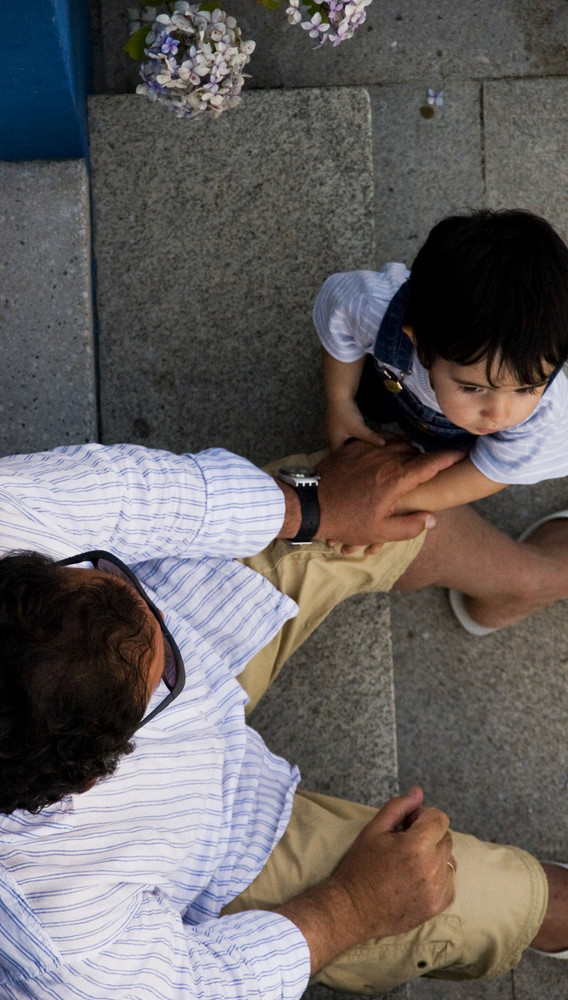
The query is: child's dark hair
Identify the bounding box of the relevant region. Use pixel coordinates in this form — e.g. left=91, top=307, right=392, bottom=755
left=405, top=209, right=568, bottom=385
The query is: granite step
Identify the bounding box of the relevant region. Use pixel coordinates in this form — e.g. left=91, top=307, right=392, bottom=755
left=87, top=87, right=404, bottom=998
left=0, top=86, right=406, bottom=998
left=0, top=160, right=96, bottom=455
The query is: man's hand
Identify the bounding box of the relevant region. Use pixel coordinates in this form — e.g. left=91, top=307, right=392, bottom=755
left=276, top=787, right=455, bottom=974
left=315, top=439, right=465, bottom=549
left=327, top=787, right=454, bottom=940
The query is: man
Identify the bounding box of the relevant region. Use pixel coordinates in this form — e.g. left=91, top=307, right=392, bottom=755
left=0, top=436, right=566, bottom=999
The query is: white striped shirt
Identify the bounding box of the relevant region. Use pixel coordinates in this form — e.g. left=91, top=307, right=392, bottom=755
left=314, top=268, right=568, bottom=484
left=0, top=443, right=310, bottom=999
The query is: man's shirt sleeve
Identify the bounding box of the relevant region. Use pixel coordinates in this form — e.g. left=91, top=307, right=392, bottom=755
left=0, top=443, right=285, bottom=560
left=0, top=894, right=311, bottom=1000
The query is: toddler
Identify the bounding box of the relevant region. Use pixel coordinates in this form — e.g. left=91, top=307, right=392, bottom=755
left=314, top=209, right=568, bottom=513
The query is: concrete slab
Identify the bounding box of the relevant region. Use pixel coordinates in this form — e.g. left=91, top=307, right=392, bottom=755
left=250, top=593, right=399, bottom=805
left=89, top=88, right=406, bottom=999
left=386, top=75, right=568, bottom=999
left=307, top=984, right=406, bottom=1000
left=88, top=90, right=374, bottom=465
left=84, top=14, right=568, bottom=1000
left=221, top=0, right=558, bottom=90
left=250, top=592, right=407, bottom=1000
left=484, top=77, right=568, bottom=241
left=391, top=494, right=568, bottom=861
left=369, top=81, right=483, bottom=267
left=408, top=971, right=513, bottom=999
left=91, top=0, right=568, bottom=94
left=384, top=72, right=568, bottom=981
left=513, top=950, right=568, bottom=999
left=0, top=160, right=96, bottom=455
left=383, top=102, right=568, bottom=959
left=391, top=473, right=568, bottom=998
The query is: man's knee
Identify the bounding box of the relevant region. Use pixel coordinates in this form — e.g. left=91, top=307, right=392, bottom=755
left=316, top=833, right=548, bottom=993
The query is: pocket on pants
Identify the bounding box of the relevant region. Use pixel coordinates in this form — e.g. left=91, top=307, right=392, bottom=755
left=314, top=914, right=464, bottom=994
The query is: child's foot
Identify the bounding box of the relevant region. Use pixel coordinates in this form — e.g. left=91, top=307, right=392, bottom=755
left=449, top=511, right=568, bottom=635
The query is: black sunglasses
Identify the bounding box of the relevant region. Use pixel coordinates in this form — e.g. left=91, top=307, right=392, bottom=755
left=56, top=550, right=186, bottom=728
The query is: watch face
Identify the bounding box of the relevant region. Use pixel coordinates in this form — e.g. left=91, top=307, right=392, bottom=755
left=279, top=465, right=316, bottom=478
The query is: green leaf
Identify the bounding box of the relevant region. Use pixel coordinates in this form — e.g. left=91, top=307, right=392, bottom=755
left=304, top=0, right=329, bottom=17
left=123, top=24, right=151, bottom=61
left=254, top=0, right=284, bottom=9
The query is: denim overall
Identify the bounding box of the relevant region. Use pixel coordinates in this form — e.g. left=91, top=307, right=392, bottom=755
left=356, top=281, right=560, bottom=453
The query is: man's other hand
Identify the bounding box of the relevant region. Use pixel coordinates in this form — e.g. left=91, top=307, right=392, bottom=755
left=277, top=787, right=455, bottom=975
left=327, top=786, right=454, bottom=942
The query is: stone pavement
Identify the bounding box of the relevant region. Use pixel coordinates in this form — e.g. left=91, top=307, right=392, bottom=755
left=0, top=161, right=96, bottom=453
left=0, top=0, right=566, bottom=996
left=1, top=82, right=404, bottom=1000
left=89, top=4, right=568, bottom=995
left=86, top=87, right=405, bottom=1000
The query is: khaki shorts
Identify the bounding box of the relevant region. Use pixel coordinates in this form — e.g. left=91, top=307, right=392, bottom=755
left=227, top=452, right=548, bottom=989
left=224, top=789, right=547, bottom=991
left=238, top=451, right=425, bottom=713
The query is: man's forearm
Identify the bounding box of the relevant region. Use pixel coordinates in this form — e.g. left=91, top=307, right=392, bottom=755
left=276, top=480, right=302, bottom=539
left=276, top=880, right=364, bottom=974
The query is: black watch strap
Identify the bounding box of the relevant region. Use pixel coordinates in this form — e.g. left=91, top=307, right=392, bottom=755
left=290, top=483, right=320, bottom=543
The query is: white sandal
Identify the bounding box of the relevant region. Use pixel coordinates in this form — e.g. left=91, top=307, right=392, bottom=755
left=529, top=861, right=568, bottom=959
left=448, top=511, right=568, bottom=636
left=447, top=588, right=500, bottom=636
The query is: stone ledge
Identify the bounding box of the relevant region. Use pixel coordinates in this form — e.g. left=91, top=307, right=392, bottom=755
left=88, top=89, right=375, bottom=464
left=0, top=160, right=96, bottom=456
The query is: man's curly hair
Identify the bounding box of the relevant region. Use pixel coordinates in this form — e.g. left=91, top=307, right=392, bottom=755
left=0, top=552, right=153, bottom=814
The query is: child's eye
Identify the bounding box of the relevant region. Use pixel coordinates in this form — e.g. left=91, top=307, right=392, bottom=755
left=458, top=385, right=482, bottom=395
left=515, top=384, right=546, bottom=395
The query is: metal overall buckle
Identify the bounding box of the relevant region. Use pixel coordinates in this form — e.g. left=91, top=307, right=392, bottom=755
left=378, top=364, right=412, bottom=394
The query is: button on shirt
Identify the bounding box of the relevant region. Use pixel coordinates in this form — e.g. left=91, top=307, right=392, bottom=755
left=314, top=267, right=568, bottom=484
left=0, top=444, right=310, bottom=999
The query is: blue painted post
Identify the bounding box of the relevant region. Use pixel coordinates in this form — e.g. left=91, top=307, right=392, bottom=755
left=0, top=0, right=91, bottom=160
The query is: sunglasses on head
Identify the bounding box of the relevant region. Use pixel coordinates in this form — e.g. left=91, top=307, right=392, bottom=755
left=56, top=550, right=186, bottom=728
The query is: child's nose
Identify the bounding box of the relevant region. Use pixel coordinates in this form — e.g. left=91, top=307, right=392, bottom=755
left=481, top=396, right=511, bottom=426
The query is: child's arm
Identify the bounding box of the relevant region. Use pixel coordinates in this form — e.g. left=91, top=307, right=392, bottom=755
left=393, top=455, right=506, bottom=513
left=323, top=348, right=385, bottom=450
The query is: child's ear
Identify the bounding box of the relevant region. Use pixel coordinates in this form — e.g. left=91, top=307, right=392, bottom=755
left=402, top=325, right=416, bottom=345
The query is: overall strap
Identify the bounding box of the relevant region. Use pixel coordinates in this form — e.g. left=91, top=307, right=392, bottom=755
left=544, top=364, right=562, bottom=393
left=372, top=282, right=413, bottom=388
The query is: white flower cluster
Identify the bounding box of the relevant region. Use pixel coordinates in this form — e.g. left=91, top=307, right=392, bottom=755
left=136, top=2, right=255, bottom=119
left=285, top=0, right=371, bottom=46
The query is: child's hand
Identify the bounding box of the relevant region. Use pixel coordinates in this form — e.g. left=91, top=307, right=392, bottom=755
left=325, top=398, right=385, bottom=451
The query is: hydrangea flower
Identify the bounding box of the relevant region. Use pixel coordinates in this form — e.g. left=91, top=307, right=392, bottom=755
left=159, top=31, right=180, bottom=55
left=289, top=0, right=372, bottom=46
left=301, top=11, right=330, bottom=38
left=427, top=88, right=444, bottom=107
left=135, top=2, right=256, bottom=120
left=286, top=0, right=303, bottom=25
left=129, top=0, right=373, bottom=121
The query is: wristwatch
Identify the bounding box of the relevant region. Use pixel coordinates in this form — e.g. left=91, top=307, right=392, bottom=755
left=277, top=465, right=321, bottom=543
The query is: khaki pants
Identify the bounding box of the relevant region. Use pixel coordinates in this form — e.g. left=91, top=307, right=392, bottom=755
left=224, top=454, right=548, bottom=991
